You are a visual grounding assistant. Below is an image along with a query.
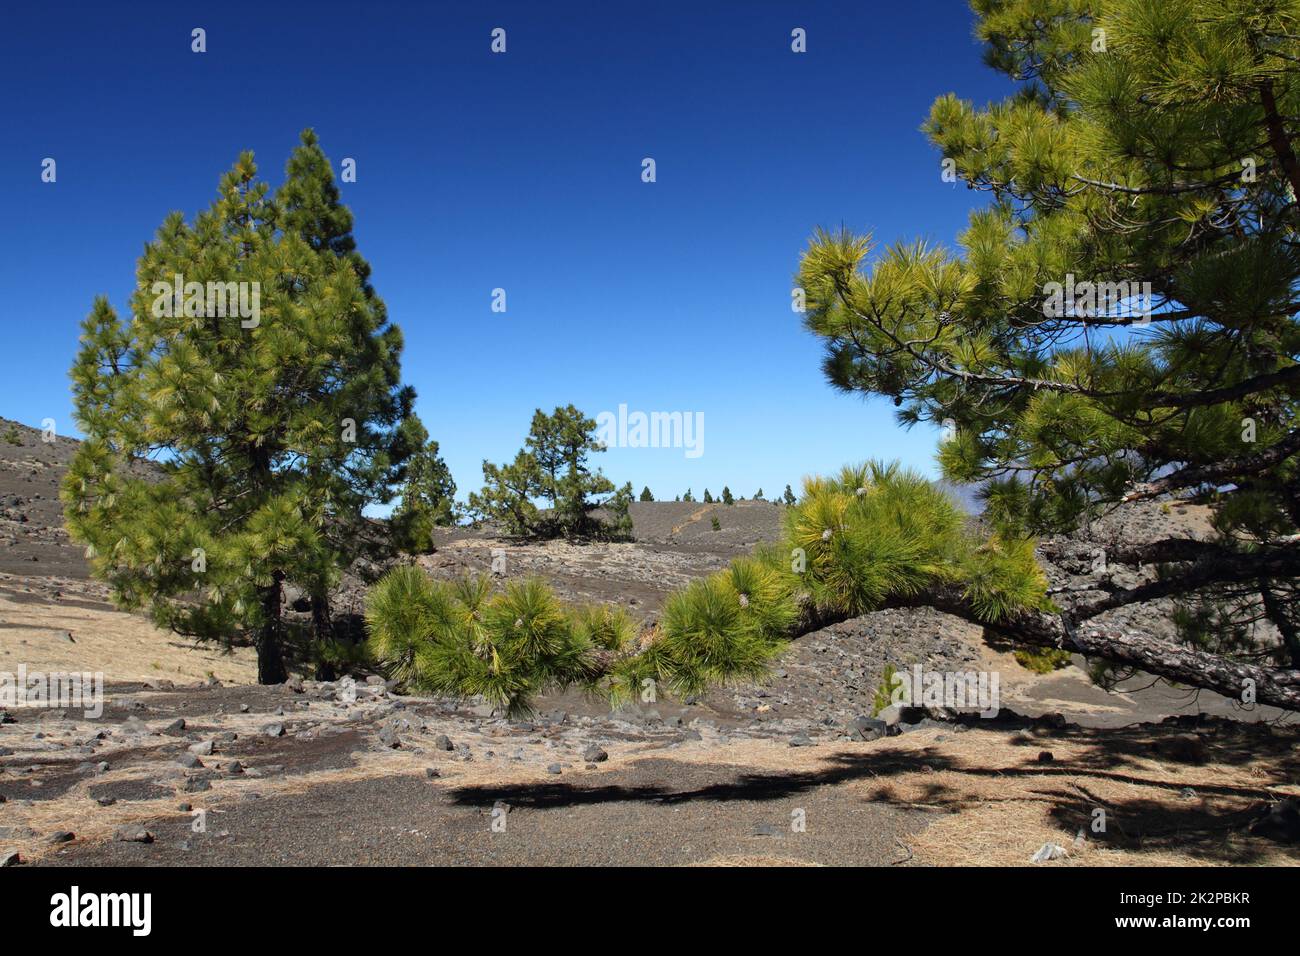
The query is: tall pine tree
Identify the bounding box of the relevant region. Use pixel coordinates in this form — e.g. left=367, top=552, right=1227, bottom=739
left=797, top=1, right=1300, bottom=707
left=64, top=130, right=426, bottom=683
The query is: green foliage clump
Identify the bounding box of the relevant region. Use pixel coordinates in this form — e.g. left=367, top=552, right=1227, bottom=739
left=871, top=663, right=900, bottom=716
left=721, top=486, right=734, bottom=505
left=3, top=426, right=20, bottom=445
left=364, top=567, right=635, bottom=716
left=391, top=430, right=456, bottom=554
left=710, top=515, right=721, bottom=531
left=1014, top=647, right=1072, bottom=674
left=367, top=460, right=1050, bottom=712
left=639, top=486, right=654, bottom=502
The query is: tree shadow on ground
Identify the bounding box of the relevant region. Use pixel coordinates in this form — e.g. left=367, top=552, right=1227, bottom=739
left=445, top=718, right=1294, bottom=865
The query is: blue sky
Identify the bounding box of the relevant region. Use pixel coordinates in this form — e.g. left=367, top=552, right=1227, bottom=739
left=0, top=1, right=1010, bottom=505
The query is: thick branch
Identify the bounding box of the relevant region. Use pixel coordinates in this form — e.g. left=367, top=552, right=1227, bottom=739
left=883, top=585, right=1300, bottom=711
left=1123, top=429, right=1300, bottom=501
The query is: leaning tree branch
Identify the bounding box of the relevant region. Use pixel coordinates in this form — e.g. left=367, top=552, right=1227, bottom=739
left=1123, top=429, right=1300, bottom=501
left=880, top=584, right=1300, bottom=712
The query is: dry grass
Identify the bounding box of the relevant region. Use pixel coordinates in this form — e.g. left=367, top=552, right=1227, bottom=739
left=0, top=594, right=256, bottom=684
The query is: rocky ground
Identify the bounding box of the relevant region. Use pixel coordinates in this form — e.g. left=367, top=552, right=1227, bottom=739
left=1, top=415, right=1297, bottom=866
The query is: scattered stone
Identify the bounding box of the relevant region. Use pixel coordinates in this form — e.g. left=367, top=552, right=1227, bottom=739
left=177, top=802, right=192, bottom=812
left=582, top=744, right=608, bottom=763
left=182, top=778, right=211, bottom=793
left=1031, top=842, right=1068, bottom=863
left=547, top=763, right=563, bottom=775
left=0, top=851, right=20, bottom=867
left=434, top=734, right=454, bottom=751
left=188, top=739, right=214, bottom=756
left=176, top=753, right=202, bottom=769
left=846, top=715, right=887, bottom=741
left=95, top=796, right=116, bottom=807
left=115, top=826, right=154, bottom=844
left=261, top=722, right=285, bottom=738
left=239, top=703, right=250, bottom=713
left=46, top=831, right=75, bottom=845
left=1250, top=797, right=1300, bottom=844
left=788, top=733, right=814, bottom=747
left=424, top=768, right=441, bottom=779
left=753, top=823, right=781, bottom=837
left=1037, top=751, right=1054, bottom=763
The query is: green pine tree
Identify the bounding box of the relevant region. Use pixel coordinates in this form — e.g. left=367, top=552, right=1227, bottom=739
left=63, top=131, right=425, bottom=684
left=796, top=0, right=1300, bottom=708
left=639, top=486, right=654, bottom=502
left=392, top=428, right=457, bottom=554
left=782, top=484, right=796, bottom=506
left=721, top=486, right=734, bottom=505
left=468, top=406, right=622, bottom=540
left=703, top=489, right=713, bottom=503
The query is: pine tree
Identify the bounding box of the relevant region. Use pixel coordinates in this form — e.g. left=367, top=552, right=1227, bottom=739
left=524, top=406, right=613, bottom=535
left=639, top=486, right=654, bottom=502
left=468, top=406, right=622, bottom=539
left=392, top=426, right=456, bottom=554
left=682, top=488, right=694, bottom=502
left=721, top=486, right=734, bottom=505
left=466, top=452, right=542, bottom=537
left=796, top=1, right=1300, bottom=708
left=782, top=484, right=796, bottom=506
left=754, top=488, right=764, bottom=500
left=703, top=489, right=713, bottom=503
left=604, top=481, right=635, bottom=541
left=63, top=131, right=425, bottom=684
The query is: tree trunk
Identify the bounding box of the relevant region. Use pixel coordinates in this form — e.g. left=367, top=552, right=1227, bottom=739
left=311, top=588, right=336, bottom=682
left=884, top=586, right=1300, bottom=712
left=257, top=570, right=288, bottom=685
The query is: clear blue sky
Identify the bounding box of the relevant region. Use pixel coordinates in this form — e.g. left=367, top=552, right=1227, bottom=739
left=0, top=1, right=1009, bottom=505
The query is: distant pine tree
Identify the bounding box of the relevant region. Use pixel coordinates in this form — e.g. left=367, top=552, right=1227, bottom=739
left=782, top=484, right=796, bottom=506
left=754, top=488, right=764, bottom=500
left=721, top=486, right=734, bottom=505
left=639, top=486, right=654, bottom=502
left=682, top=488, right=694, bottom=503
left=703, top=489, right=713, bottom=503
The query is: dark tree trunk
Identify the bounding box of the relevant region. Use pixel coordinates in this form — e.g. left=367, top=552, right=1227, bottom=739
left=257, top=570, right=288, bottom=685
left=311, top=588, right=337, bottom=682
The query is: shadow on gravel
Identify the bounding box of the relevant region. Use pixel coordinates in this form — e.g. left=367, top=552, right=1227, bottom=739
left=447, top=720, right=1295, bottom=865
